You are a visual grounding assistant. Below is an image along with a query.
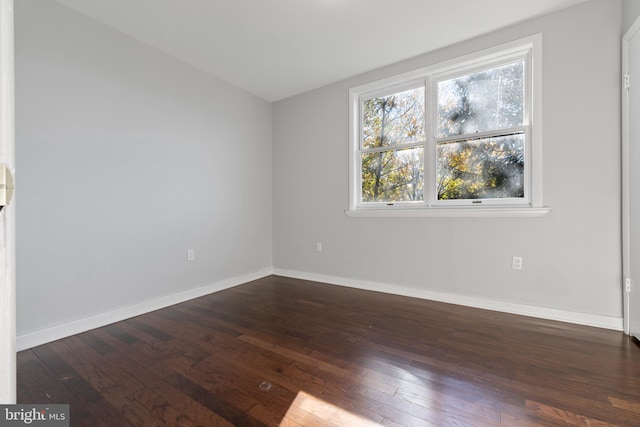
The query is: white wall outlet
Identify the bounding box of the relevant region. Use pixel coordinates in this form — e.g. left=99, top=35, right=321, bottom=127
left=187, top=249, right=195, bottom=261
left=626, top=278, right=632, bottom=293
left=316, top=242, right=322, bottom=252
left=512, top=256, right=523, bottom=270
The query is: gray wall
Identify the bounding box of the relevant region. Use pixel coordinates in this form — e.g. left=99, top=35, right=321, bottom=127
left=273, top=0, right=623, bottom=318
left=623, top=0, right=640, bottom=33
left=16, top=1, right=272, bottom=335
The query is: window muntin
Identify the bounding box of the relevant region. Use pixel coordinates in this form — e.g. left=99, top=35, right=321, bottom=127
left=350, top=38, right=539, bottom=212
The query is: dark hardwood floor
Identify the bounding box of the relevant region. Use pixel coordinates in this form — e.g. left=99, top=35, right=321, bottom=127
left=17, top=275, right=640, bottom=426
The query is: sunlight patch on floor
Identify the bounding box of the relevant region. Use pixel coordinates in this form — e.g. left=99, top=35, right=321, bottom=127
left=280, top=391, right=380, bottom=427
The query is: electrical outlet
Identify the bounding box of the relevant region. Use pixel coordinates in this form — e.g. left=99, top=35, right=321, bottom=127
left=626, top=278, right=632, bottom=293
left=512, top=256, right=523, bottom=270
left=187, top=249, right=195, bottom=261
left=316, top=242, right=322, bottom=252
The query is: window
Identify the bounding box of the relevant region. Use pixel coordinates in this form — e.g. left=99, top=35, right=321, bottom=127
left=361, top=84, right=425, bottom=204
left=348, top=35, right=547, bottom=217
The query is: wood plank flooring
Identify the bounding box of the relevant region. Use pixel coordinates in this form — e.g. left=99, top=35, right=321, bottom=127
left=17, top=275, right=640, bottom=426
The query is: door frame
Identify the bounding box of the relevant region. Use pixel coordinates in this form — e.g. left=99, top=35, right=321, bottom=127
left=622, top=16, right=640, bottom=336
left=0, top=0, right=15, bottom=404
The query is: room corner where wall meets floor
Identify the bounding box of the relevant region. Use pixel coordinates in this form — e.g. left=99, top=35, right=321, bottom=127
left=16, top=266, right=623, bottom=352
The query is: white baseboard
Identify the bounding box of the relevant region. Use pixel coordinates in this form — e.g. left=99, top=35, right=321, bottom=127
left=273, top=268, right=624, bottom=331
left=16, top=267, right=273, bottom=351
left=17, top=266, right=623, bottom=351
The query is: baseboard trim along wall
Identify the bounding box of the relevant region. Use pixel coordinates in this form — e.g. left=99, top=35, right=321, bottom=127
left=16, top=267, right=274, bottom=351
left=272, top=268, right=624, bottom=332
left=17, top=266, right=623, bottom=351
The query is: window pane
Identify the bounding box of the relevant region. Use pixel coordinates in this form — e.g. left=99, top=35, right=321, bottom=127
left=437, top=61, right=524, bottom=138
left=437, top=133, right=524, bottom=200
left=362, top=147, right=424, bottom=203
left=362, top=87, right=425, bottom=149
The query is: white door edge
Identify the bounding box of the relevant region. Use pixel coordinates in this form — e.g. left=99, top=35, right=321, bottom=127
left=0, top=0, right=15, bottom=404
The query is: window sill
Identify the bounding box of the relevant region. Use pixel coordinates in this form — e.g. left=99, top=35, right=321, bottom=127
left=345, top=206, right=551, bottom=218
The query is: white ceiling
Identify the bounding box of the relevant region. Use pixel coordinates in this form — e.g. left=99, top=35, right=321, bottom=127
left=55, top=0, right=589, bottom=102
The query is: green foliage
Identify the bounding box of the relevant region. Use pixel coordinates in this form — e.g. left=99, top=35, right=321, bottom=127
left=361, top=88, right=424, bottom=203
left=437, top=135, right=524, bottom=200
left=362, top=148, right=423, bottom=203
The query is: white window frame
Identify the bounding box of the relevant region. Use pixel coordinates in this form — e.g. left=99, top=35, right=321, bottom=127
left=347, top=35, right=549, bottom=218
